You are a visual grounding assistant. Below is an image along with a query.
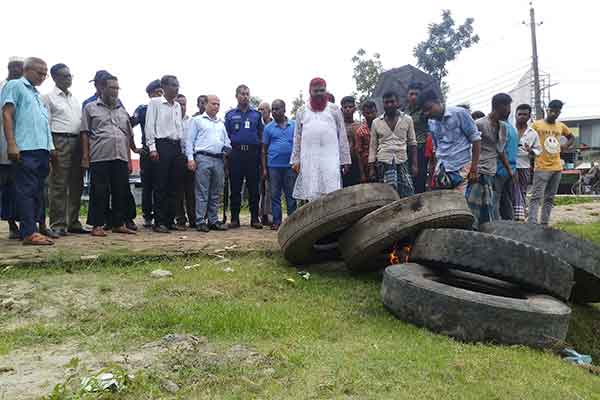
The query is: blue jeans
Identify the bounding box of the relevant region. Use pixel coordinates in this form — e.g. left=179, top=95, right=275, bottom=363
left=194, top=154, right=224, bottom=225
left=269, top=167, right=297, bottom=225
left=14, top=150, right=50, bottom=238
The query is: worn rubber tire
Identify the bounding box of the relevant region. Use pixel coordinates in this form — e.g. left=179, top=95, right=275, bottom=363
left=277, top=183, right=399, bottom=265
left=382, top=264, right=572, bottom=348
left=480, top=221, right=600, bottom=303
left=412, top=228, right=574, bottom=300
left=339, top=191, right=474, bottom=272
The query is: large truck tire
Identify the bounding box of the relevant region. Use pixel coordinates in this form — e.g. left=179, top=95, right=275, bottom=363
left=339, top=191, right=473, bottom=272
left=411, top=229, right=574, bottom=300
left=278, top=184, right=399, bottom=265
left=480, top=220, right=600, bottom=303
left=382, top=264, right=572, bottom=348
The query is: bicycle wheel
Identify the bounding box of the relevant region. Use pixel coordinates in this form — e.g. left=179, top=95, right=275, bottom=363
left=571, top=180, right=583, bottom=195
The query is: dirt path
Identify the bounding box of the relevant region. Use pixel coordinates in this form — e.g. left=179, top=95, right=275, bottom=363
left=0, top=202, right=598, bottom=266
left=0, top=215, right=278, bottom=266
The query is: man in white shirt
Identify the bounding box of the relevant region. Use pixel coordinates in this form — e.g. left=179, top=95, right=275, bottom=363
left=514, top=103, right=541, bottom=220
left=186, top=95, right=231, bottom=232
left=43, top=63, right=87, bottom=236
left=145, top=75, right=185, bottom=233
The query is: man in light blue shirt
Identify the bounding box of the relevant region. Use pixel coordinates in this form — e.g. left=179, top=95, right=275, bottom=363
left=418, top=90, right=481, bottom=193
left=1, top=57, right=54, bottom=245
left=186, top=95, right=231, bottom=232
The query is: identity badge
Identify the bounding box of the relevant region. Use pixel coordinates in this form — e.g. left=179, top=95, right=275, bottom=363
left=244, top=120, right=250, bottom=129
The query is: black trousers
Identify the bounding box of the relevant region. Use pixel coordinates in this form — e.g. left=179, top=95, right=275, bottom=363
left=88, top=160, right=129, bottom=228
left=229, top=146, right=259, bottom=221
left=140, top=150, right=156, bottom=221
left=154, top=139, right=185, bottom=227
left=342, top=159, right=361, bottom=187
left=412, top=144, right=429, bottom=194
left=176, top=168, right=196, bottom=226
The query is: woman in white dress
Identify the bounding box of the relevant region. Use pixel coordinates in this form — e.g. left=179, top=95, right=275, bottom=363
left=290, top=78, right=351, bottom=201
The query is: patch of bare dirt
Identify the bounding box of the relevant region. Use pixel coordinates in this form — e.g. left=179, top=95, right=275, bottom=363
left=0, top=334, right=271, bottom=400
left=0, top=278, right=144, bottom=331
left=550, top=202, right=600, bottom=225
left=0, top=215, right=278, bottom=266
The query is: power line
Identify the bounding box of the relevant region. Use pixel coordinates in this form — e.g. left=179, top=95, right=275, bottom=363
left=451, top=80, right=533, bottom=108
left=448, top=63, right=531, bottom=99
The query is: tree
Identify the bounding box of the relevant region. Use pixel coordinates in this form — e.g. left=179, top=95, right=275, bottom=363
left=413, top=10, right=479, bottom=97
left=351, top=48, right=384, bottom=104
left=290, top=91, right=305, bottom=118
left=249, top=96, right=262, bottom=109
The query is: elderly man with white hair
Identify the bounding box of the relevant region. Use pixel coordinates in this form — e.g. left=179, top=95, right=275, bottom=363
left=1, top=57, right=55, bottom=245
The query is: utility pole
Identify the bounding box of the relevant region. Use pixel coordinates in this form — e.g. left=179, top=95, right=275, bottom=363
left=528, top=2, right=544, bottom=119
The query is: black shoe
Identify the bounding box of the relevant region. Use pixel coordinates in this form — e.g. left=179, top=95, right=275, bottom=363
left=67, top=226, right=90, bottom=234
left=126, top=221, right=138, bottom=231
left=153, top=225, right=170, bottom=234
left=40, top=227, right=60, bottom=239
left=169, top=224, right=187, bottom=231
left=209, top=222, right=228, bottom=231
left=57, top=228, right=69, bottom=237
left=196, top=223, right=210, bottom=233
left=251, top=220, right=263, bottom=230
left=189, top=223, right=197, bottom=229
left=228, top=220, right=240, bottom=229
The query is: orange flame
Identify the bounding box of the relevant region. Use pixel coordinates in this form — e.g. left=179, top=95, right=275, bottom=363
left=388, top=243, right=412, bottom=265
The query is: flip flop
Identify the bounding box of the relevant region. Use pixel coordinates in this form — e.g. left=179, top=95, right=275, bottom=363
left=22, top=233, right=54, bottom=246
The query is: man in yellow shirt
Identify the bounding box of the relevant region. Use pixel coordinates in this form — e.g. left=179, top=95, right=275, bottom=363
left=528, top=100, right=570, bottom=225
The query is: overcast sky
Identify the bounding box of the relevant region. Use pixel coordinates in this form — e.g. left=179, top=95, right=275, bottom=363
left=2, top=0, right=597, bottom=144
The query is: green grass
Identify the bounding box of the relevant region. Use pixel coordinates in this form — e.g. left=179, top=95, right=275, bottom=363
left=556, top=222, right=600, bottom=243
left=2, top=253, right=599, bottom=399
left=554, top=196, right=598, bottom=207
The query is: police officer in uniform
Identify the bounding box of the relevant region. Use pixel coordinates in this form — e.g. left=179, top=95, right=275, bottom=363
left=224, top=84, right=264, bottom=229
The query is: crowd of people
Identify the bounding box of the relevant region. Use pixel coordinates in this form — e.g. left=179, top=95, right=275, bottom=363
left=0, top=56, right=574, bottom=246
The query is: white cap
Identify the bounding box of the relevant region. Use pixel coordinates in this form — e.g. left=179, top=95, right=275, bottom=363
left=8, top=57, right=24, bottom=63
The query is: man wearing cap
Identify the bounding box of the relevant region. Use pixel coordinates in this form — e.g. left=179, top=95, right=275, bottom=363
left=81, top=74, right=136, bottom=237
left=1, top=57, right=55, bottom=245
left=43, top=63, right=87, bottom=236
left=291, top=78, right=351, bottom=201
left=145, top=75, right=185, bottom=233
left=0, top=57, right=24, bottom=239
left=224, top=84, right=264, bottom=229
left=83, top=70, right=112, bottom=109
left=131, top=79, right=163, bottom=228
left=528, top=99, right=571, bottom=225
left=418, top=89, right=481, bottom=194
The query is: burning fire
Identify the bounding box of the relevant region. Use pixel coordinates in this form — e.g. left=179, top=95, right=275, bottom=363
left=388, top=243, right=412, bottom=265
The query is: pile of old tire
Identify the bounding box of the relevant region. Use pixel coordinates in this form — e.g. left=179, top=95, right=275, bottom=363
left=277, top=183, right=400, bottom=265
left=382, top=228, right=577, bottom=348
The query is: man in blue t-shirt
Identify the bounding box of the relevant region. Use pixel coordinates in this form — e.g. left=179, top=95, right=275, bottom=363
left=261, top=99, right=296, bottom=230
